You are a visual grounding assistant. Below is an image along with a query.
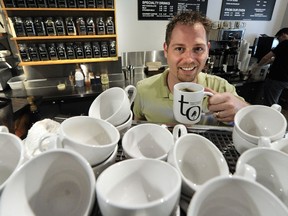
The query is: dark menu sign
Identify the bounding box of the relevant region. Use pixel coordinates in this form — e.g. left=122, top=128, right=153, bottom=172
left=220, top=0, right=276, bottom=21
left=138, top=0, right=208, bottom=20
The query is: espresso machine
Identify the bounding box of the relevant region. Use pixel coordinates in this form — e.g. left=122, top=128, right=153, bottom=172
left=208, top=28, right=244, bottom=81
left=209, top=41, right=240, bottom=73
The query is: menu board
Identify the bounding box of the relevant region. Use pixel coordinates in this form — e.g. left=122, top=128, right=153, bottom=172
left=220, top=0, right=276, bottom=21
left=138, top=0, right=208, bottom=20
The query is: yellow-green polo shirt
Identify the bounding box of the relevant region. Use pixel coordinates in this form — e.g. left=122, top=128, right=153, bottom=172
left=133, top=69, right=243, bottom=123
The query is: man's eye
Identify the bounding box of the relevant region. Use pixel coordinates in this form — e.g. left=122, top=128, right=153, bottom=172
left=193, top=47, right=205, bottom=53
left=175, top=47, right=184, bottom=52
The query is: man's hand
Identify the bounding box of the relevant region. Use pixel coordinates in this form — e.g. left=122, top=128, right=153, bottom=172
left=205, top=88, right=249, bottom=123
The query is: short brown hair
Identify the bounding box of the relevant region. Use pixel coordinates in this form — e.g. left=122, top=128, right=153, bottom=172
left=165, top=11, right=212, bottom=46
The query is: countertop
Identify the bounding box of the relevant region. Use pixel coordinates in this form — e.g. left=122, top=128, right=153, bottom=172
left=0, top=71, right=263, bottom=118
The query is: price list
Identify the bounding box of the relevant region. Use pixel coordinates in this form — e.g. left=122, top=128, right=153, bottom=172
left=220, top=0, right=276, bottom=21
left=138, top=0, right=208, bottom=20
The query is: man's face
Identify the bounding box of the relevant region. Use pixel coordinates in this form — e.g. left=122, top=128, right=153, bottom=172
left=164, top=23, right=210, bottom=83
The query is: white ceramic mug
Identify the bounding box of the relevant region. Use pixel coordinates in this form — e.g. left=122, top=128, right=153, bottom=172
left=0, top=149, right=96, bottom=216
left=115, top=110, right=133, bottom=137
left=92, top=144, right=118, bottom=179
left=88, top=85, right=137, bottom=126
left=233, top=104, right=287, bottom=154
left=122, top=123, right=175, bottom=161
left=173, top=82, right=213, bottom=124
left=38, top=116, right=120, bottom=166
left=168, top=131, right=229, bottom=197
left=187, top=175, right=288, bottom=216
left=236, top=147, right=288, bottom=206
left=0, top=127, right=25, bottom=193
left=96, top=158, right=181, bottom=216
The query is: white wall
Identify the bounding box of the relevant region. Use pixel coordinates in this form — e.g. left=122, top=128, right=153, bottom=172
left=116, top=0, right=288, bottom=54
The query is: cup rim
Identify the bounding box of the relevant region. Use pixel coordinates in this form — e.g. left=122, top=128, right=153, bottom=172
left=96, top=158, right=181, bottom=209
left=88, top=87, right=130, bottom=125
left=171, top=133, right=229, bottom=190
left=187, top=175, right=288, bottom=216
left=0, top=148, right=96, bottom=216
left=236, top=147, right=288, bottom=170
left=0, top=132, right=25, bottom=191
left=174, top=82, right=204, bottom=92
left=234, top=105, right=287, bottom=142
left=121, top=123, right=174, bottom=159
left=61, top=116, right=120, bottom=148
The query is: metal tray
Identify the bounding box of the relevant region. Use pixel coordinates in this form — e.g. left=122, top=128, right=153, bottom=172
left=116, top=124, right=239, bottom=174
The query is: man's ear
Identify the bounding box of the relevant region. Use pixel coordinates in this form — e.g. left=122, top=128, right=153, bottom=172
left=163, top=42, right=168, bottom=58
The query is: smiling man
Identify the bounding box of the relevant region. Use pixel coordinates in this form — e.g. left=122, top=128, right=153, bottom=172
left=133, top=11, right=249, bottom=124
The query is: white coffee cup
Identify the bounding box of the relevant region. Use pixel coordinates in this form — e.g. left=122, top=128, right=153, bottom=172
left=233, top=104, right=287, bottom=154
left=115, top=110, right=133, bottom=137
left=168, top=131, right=229, bottom=197
left=221, top=21, right=229, bottom=29
left=38, top=116, right=120, bottom=166
left=0, top=149, right=96, bottom=216
left=122, top=123, right=175, bottom=161
left=187, top=175, right=288, bottom=216
left=236, top=147, right=288, bottom=206
left=88, top=85, right=137, bottom=126
left=96, top=158, right=181, bottom=216
left=173, top=82, right=213, bottom=124
left=92, top=144, right=118, bottom=179
left=212, top=21, right=220, bottom=29
left=0, top=128, right=25, bottom=193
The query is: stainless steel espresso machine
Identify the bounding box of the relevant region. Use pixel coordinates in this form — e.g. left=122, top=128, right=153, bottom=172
left=208, top=28, right=245, bottom=81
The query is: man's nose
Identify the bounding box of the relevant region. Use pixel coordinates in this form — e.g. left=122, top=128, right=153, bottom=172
left=183, top=50, right=195, bottom=62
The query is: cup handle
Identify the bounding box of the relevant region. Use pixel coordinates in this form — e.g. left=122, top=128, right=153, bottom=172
left=172, top=124, right=187, bottom=142
left=271, top=104, right=282, bottom=112
left=125, top=85, right=137, bottom=105
left=0, top=125, right=9, bottom=133
left=38, top=133, right=61, bottom=152
left=202, top=92, right=214, bottom=113
left=258, top=136, right=272, bottom=148
left=235, top=163, right=257, bottom=181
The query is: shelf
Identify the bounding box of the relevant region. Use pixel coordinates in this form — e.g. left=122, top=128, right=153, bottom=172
left=19, top=57, right=118, bottom=66
left=11, top=35, right=117, bottom=41
left=0, top=0, right=118, bottom=67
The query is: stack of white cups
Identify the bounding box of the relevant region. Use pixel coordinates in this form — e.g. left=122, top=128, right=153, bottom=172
left=88, top=85, right=137, bottom=136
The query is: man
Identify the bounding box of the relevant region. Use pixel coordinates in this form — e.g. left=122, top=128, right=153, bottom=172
left=252, top=28, right=288, bottom=106
left=133, top=11, right=249, bottom=124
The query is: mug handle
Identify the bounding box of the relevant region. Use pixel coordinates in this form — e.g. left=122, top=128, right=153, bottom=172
left=202, top=92, right=214, bottom=113
left=38, top=133, right=61, bottom=152
left=125, top=85, right=137, bottom=105
left=172, top=124, right=187, bottom=142
left=258, top=136, right=272, bottom=148
left=234, top=163, right=257, bottom=181
left=271, top=104, right=282, bottom=112
left=0, top=125, right=9, bottom=133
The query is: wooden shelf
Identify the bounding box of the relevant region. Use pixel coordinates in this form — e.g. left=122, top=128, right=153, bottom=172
left=11, top=35, right=117, bottom=41
left=19, top=57, right=118, bottom=66
left=0, top=0, right=118, bottom=66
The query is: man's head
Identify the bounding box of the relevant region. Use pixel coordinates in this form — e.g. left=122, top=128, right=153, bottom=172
left=165, top=11, right=212, bottom=46
left=275, top=28, right=288, bottom=42
left=164, top=11, right=212, bottom=84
